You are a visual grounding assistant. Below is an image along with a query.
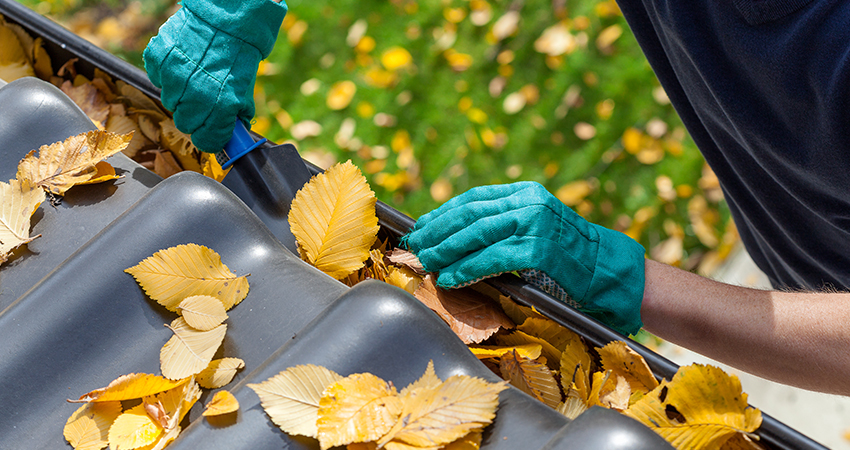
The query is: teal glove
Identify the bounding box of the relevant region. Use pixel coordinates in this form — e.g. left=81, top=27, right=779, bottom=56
left=143, top=0, right=287, bottom=152
left=403, top=182, right=646, bottom=336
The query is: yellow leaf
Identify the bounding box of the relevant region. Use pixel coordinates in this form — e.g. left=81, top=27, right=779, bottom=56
left=72, top=373, right=188, bottom=403
left=203, top=390, right=240, bottom=417
left=200, top=152, right=230, bottom=182
left=624, top=364, right=762, bottom=450
left=155, top=379, right=202, bottom=430
left=124, top=243, right=249, bottom=312
left=467, top=344, right=542, bottom=361
left=0, top=24, right=34, bottom=81
left=64, top=401, right=122, bottom=450
left=16, top=130, right=132, bottom=195
left=327, top=80, right=357, bottom=110
left=559, top=349, right=591, bottom=404
left=494, top=330, right=561, bottom=371
left=499, top=350, right=561, bottom=409
left=381, top=47, right=412, bottom=70
left=159, top=119, right=197, bottom=157
left=443, top=431, right=483, bottom=450
left=197, top=358, right=245, bottom=389
left=0, top=178, right=45, bottom=263
left=413, top=276, right=514, bottom=344
left=497, top=296, right=544, bottom=326
left=160, top=317, right=227, bottom=380
left=556, top=392, right=589, bottom=420
left=598, top=341, right=659, bottom=394
left=316, top=373, right=402, bottom=450
left=377, top=374, right=507, bottom=448
left=177, top=295, right=228, bottom=331
left=399, top=360, right=441, bottom=397
left=288, top=160, right=380, bottom=280
left=385, top=265, right=422, bottom=295
left=248, top=364, right=343, bottom=438
left=108, top=404, right=163, bottom=450
left=75, top=161, right=120, bottom=185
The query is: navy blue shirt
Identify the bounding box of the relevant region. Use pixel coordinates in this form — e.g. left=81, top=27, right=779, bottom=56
left=617, top=0, right=850, bottom=290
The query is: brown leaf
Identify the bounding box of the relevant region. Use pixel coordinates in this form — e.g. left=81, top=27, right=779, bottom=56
left=413, top=275, right=513, bottom=344
left=153, top=150, right=183, bottom=179
left=387, top=248, right=426, bottom=275
left=60, top=80, right=109, bottom=127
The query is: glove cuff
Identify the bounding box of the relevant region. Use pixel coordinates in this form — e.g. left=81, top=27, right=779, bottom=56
left=181, top=0, right=287, bottom=58
left=582, top=225, right=646, bottom=335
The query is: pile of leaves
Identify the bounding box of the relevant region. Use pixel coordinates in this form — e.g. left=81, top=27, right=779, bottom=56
left=0, top=13, right=228, bottom=182
left=287, top=160, right=765, bottom=450
left=64, top=243, right=250, bottom=450
left=1, top=129, right=132, bottom=264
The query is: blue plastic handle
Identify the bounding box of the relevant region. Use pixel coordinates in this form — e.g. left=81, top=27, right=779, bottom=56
left=220, top=119, right=268, bottom=169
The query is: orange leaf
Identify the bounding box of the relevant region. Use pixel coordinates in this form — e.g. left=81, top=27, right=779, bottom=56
left=203, top=390, right=240, bottom=417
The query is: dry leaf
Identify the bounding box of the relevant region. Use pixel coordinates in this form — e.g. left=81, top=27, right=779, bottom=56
left=197, top=358, right=245, bottom=389
left=288, top=160, right=380, bottom=280
left=177, top=295, right=228, bottom=331
left=71, top=373, right=188, bottom=403
left=160, top=317, right=227, bottom=380
left=499, top=350, right=561, bottom=409
left=377, top=374, right=507, bottom=448
left=0, top=178, right=45, bottom=263
left=64, top=401, right=122, bottom=450
left=60, top=80, right=109, bottom=127
left=467, top=344, right=542, bottom=361
left=200, top=152, right=230, bottom=182
left=399, top=360, right=441, bottom=397
left=248, top=364, right=343, bottom=438
left=599, top=374, right=631, bottom=411
left=16, top=130, right=132, bottom=195
left=494, top=330, right=561, bottom=371
left=0, top=24, right=34, bottom=81
left=125, top=243, right=249, bottom=312
left=413, top=275, right=513, bottom=344
left=497, top=296, right=544, bottom=326
left=108, top=403, right=163, bottom=449
left=624, top=364, right=762, bottom=450
left=386, top=248, right=426, bottom=275
left=385, top=265, right=423, bottom=295
left=153, top=150, right=183, bottom=179
left=203, top=390, right=239, bottom=416
left=316, top=373, right=402, bottom=450
left=598, top=341, right=659, bottom=394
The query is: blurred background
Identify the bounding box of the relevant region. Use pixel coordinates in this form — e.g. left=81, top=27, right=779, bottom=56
left=17, top=0, right=737, bottom=280
left=12, top=0, right=850, bottom=447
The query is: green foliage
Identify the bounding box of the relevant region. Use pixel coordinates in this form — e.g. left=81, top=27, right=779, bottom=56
left=17, top=0, right=734, bottom=271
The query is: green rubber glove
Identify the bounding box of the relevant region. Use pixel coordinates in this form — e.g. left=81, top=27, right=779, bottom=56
left=403, top=181, right=646, bottom=336
left=143, top=0, right=287, bottom=152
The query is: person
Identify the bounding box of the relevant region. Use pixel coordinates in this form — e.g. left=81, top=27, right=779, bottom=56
left=144, top=0, right=850, bottom=395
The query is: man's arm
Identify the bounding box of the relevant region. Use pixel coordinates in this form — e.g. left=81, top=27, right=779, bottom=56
left=642, top=259, right=850, bottom=395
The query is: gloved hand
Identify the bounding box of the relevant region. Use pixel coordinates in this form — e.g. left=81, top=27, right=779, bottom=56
left=403, top=181, right=646, bottom=336
left=143, top=0, right=287, bottom=152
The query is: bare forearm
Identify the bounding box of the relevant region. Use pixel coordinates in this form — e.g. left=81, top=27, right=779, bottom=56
left=641, top=259, right=850, bottom=395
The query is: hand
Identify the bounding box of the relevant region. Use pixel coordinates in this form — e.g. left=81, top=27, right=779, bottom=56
left=143, top=0, right=287, bottom=152
left=404, top=181, right=646, bottom=335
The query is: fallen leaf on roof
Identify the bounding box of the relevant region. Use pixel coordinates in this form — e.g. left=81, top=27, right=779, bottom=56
left=63, top=401, right=122, bottom=450
left=197, top=358, right=245, bottom=390
left=71, top=373, right=188, bottom=403
left=160, top=317, right=227, bottom=380
left=499, top=349, right=561, bottom=408
left=125, top=243, right=249, bottom=312
left=248, top=364, right=344, bottom=439
left=0, top=177, right=45, bottom=264
left=177, top=295, right=228, bottom=331
left=15, top=130, right=131, bottom=195
left=203, top=390, right=240, bottom=417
